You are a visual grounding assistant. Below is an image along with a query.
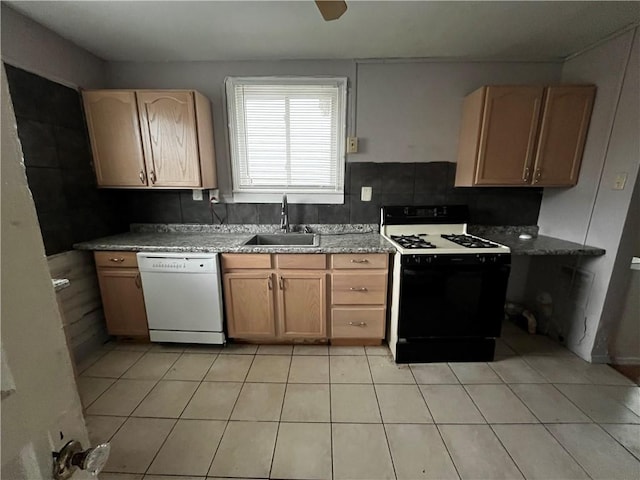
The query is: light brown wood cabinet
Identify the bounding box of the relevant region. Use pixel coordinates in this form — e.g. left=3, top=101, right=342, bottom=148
left=455, top=85, right=596, bottom=187
left=94, top=252, right=149, bottom=338
left=223, top=272, right=276, bottom=338
left=82, top=89, right=217, bottom=189
left=330, top=254, right=389, bottom=343
left=221, top=254, right=327, bottom=341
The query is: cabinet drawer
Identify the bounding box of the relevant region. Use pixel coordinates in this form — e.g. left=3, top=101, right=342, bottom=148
left=332, top=273, right=387, bottom=305
left=276, top=254, right=326, bottom=269
left=331, top=307, right=385, bottom=338
left=95, top=251, right=139, bottom=268
left=221, top=254, right=272, bottom=270
left=332, top=254, right=388, bottom=269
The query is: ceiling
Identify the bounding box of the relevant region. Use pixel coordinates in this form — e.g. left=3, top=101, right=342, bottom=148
left=6, top=1, right=640, bottom=62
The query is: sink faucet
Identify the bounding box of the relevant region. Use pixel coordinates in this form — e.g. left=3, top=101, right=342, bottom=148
left=280, top=193, right=290, bottom=233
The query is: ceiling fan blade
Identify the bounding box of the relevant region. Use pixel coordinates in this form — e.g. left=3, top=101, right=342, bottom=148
left=315, top=0, right=348, bottom=21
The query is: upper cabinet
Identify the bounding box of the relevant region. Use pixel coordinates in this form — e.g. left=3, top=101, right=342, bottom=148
left=82, top=89, right=217, bottom=189
left=455, top=85, right=596, bottom=187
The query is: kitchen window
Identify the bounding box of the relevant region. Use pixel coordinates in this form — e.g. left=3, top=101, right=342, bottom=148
left=226, top=77, right=347, bottom=203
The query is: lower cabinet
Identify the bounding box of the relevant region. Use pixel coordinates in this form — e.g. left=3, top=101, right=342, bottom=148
left=223, top=272, right=276, bottom=338
left=279, top=272, right=327, bottom=338
left=221, top=252, right=388, bottom=344
left=221, top=254, right=327, bottom=341
left=330, top=254, right=389, bottom=343
left=94, top=251, right=149, bottom=337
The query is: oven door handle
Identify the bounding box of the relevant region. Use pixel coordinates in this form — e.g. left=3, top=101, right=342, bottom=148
left=403, top=268, right=426, bottom=276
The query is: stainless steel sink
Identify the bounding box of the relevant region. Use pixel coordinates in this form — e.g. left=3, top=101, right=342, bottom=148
left=243, top=233, right=319, bottom=247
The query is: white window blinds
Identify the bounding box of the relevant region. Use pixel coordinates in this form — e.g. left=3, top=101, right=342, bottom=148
left=226, top=77, right=347, bottom=203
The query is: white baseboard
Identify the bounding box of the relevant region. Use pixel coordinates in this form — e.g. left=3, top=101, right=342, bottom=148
left=609, top=356, right=640, bottom=365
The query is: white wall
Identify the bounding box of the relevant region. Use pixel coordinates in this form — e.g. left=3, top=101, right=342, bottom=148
left=355, top=61, right=561, bottom=163
left=536, top=28, right=640, bottom=361
left=106, top=59, right=561, bottom=197
left=608, top=170, right=640, bottom=364
left=1, top=4, right=106, bottom=88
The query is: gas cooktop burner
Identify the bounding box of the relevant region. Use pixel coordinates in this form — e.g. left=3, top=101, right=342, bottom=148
left=441, top=234, right=499, bottom=249
left=390, top=234, right=435, bottom=249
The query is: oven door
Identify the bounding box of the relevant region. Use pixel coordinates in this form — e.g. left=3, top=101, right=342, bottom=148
left=398, top=256, right=510, bottom=339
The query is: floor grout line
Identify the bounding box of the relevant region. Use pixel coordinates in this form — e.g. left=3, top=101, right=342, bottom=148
left=86, top=340, right=640, bottom=478
left=366, top=351, right=398, bottom=480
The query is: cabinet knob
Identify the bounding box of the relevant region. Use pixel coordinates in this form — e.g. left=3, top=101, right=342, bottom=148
left=534, top=168, right=542, bottom=184
left=523, top=166, right=530, bottom=182
left=139, top=170, right=146, bottom=184
left=149, top=171, right=157, bottom=184
left=350, top=259, right=369, bottom=263
left=348, top=321, right=367, bottom=327
left=349, top=287, right=368, bottom=292
left=109, top=257, right=125, bottom=263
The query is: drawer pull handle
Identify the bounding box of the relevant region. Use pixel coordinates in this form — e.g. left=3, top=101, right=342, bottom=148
left=268, top=277, right=273, bottom=290
left=349, top=287, right=368, bottom=292
left=349, top=321, right=367, bottom=327
left=109, top=257, right=125, bottom=263
left=523, top=166, right=530, bottom=182
left=350, top=259, right=369, bottom=263
left=139, top=170, right=146, bottom=184
left=150, top=170, right=157, bottom=184
left=534, top=168, right=542, bottom=184
left=279, top=277, right=284, bottom=290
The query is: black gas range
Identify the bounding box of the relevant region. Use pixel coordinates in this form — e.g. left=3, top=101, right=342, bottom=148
left=381, top=205, right=511, bottom=363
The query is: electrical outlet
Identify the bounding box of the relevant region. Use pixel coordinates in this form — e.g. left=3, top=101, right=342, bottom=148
left=347, top=137, right=359, bottom=154
left=361, top=186, right=372, bottom=201
left=613, top=173, right=628, bottom=190
left=192, top=189, right=203, bottom=201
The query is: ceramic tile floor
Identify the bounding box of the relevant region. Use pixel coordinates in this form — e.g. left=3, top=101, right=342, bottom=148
left=77, top=323, right=640, bottom=480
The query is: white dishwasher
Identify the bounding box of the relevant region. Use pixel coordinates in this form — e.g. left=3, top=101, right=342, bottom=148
left=137, top=252, right=225, bottom=344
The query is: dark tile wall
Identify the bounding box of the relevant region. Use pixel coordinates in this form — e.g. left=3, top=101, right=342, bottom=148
left=122, top=162, right=543, bottom=226
left=5, top=64, right=128, bottom=255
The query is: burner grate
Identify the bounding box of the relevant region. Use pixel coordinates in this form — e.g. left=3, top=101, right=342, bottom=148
left=441, top=234, right=499, bottom=249
left=390, top=234, right=435, bottom=249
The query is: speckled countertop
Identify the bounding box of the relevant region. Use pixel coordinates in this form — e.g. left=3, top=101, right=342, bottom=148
left=74, top=224, right=606, bottom=256
left=474, top=228, right=606, bottom=256
left=52, top=278, right=70, bottom=292
left=74, top=224, right=396, bottom=254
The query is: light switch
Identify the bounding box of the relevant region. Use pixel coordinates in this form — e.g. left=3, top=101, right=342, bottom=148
left=613, top=173, right=628, bottom=190
left=361, top=186, right=372, bottom=201
left=347, top=137, right=359, bottom=154
left=192, top=189, right=203, bottom=201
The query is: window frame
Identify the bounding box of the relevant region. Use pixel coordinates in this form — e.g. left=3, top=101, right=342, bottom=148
left=225, top=76, right=347, bottom=204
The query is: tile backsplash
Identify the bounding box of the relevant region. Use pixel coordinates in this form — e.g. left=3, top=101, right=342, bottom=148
left=5, top=64, right=127, bottom=255
left=124, top=162, right=543, bottom=226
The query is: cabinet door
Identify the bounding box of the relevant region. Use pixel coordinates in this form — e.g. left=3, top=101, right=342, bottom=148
left=475, top=86, right=544, bottom=185
left=97, top=268, right=149, bottom=336
left=136, top=91, right=202, bottom=187
left=278, top=272, right=327, bottom=338
left=82, top=91, right=147, bottom=187
left=224, top=272, right=276, bottom=338
left=532, top=86, right=596, bottom=186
